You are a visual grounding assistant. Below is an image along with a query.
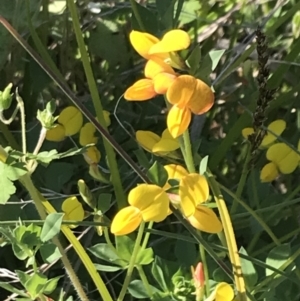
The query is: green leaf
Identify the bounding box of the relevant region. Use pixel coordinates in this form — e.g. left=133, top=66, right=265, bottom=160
left=151, top=257, right=169, bottom=291
left=156, top=0, right=175, bottom=29
left=116, top=235, right=135, bottom=262
left=0, top=162, right=16, bottom=204
left=94, top=263, right=123, bottom=272
left=133, top=149, right=151, bottom=170
left=24, top=272, right=48, bottom=299
left=0, top=281, right=28, bottom=297
left=292, top=11, right=300, bottom=39
left=12, top=243, right=29, bottom=260
left=131, top=2, right=158, bottom=34
left=239, top=247, right=258, bottom=288
left=40, top=213, right=64, bottom=242
left=43, top=276, right=62, bottom=294
left=209, top=49, right=225, bottom=71
left=15, top=270, right=31, bottom=287
left=199, top=156, right=209, bottom=175
left=147, top=161, right=168, bottom=187
left=88, top=243, right=125, bottom=267
left=21, top=224, right=42, bottom=248
left=136, top=247, right=154, bottom=266
left=40, top=243, right=62, bottom=263
left=266, top=244, right=291, bottom=276
left=128, top=280, right=161, bottom=299
left=4, top=163, right=27, bottom=181
left=177, top=0, right=201, bottom=25
left=186, top=46, right=201, bottom=75
left=97, top=193, right=112, bottom=213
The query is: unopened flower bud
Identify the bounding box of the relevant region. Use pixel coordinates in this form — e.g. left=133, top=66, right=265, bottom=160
left=0, top=83, right=13, bottom=111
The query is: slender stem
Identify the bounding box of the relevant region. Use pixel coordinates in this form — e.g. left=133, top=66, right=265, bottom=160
left=20, top=175, right=90, bottom=301
left=129, top=0, right=146, bottom=31
left=182, top=130, right=196, bottom=173
left=117, top=222, right=145, bottom=301
left=136, top=265, right=153, bottom=298
left=67, top=0, right=126, bottom=208
left=198, top=234, right=210, bottom=296
left=16, top=90, right=26, bottom=154
left=28, top=127, right=47, bottom=173
left=0, top=104, right=19, bottom=124
left=206, top=173, right=247, bottom=301
left=0, top=122, right=20, bottom=150
left=141, top=221, right=153, bottom=250
left=231, top=144, right=251, bottom=214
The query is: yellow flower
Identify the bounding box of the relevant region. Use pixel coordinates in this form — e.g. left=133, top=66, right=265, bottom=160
left=242, top=119, right=286, bottom=148
left=79, top=122, right=98, bottom=146
left=83, top=146, right=101, bottom=165
left=58, top=106, right=83, bottom=136
left=62, top=196, right=84, bottom=228
left=166, top=75, right=214, bottom=138
left=266, top=142, right=299, bottom=174
left=204, top=282, right=234, bottom=301
left=124, top=29, right=190, bottom=101
left=136, top=129, right=179, bottom=155
left=260, top=141, right=300, bottom=182
left=179, top=173, right=209, bottom=217
left=124, top=60, right=176, bottom=101
left=260, top=162, right=279, bottom=182
left=45, top=106, right=83, bottom=141
left=130, top=30, right=190, bottom=60
left=111, top=184, right=169, bottom=236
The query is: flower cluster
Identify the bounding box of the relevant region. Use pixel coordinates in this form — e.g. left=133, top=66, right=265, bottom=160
left=45, top=106, right=111, bottom=166
left=124, top=30, right=215, bottom=138
left=242, top=119, right=300, bottom=182
left=111, top=164, right=222, bottom=236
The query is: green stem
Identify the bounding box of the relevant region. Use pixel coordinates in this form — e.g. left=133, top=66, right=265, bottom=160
left=199, top=234, right=210, bottom=296
left=182, top=130, right=196, bottom=173
left=206, top=173, right=247, bottom=301
left=0, top=122, right=19, bottom=150
left=15, top=91, right=26, bottom=154
left=67, top=0, right=126, bottom=209
left=231, top=144, right=251, bottom=214
left=141, top=221, right=153, bottom=250
left=129, top=0, right=146, bottom=31
left=117, top=222, right=145, bottom=301
left=20, top=175, right=90, bottom=301
left=136, top=265, right=153, bottom=298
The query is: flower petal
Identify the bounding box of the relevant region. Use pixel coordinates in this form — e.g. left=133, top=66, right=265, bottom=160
left=136, top=130, right=160, bottom=152
left=267, top=143, right=299, bottom=174
left=111, top=206, right=142, bottom=236
left=260, top=162, right=278, bottom=182
left=46, top=124, right=65, bottom=141
left=83, top=146, right=101, bottom=165
left=58, top=106, right=83, bottom=136
left=149, top=30, right=190, bottom=54
left=62, top=196, right=84, bottom=228
left=128, top=184, right=169, bottom=222
left=215, top=282, right=235, bottom=301
left=242, top=127, right=254, bottom=139
left=167, top=105, right=191, bottom=138
left=167, top=75, right=214, bottom=114
left=261, top=119, right=286, bottom=147
left=130, top=31, right=159, bottom=59
left=153, top=72, right=177, bottom=94
left=188, top=206, right=222, bottom=233
left=144, top=59, right=175, bottom=79
left=124, top=79, right=156, bottom=101
left=152, top=137, right=179, bottom=153
left=164, top=164, right=188, bottom=180
left=79, top=122, right=98, bottom=146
